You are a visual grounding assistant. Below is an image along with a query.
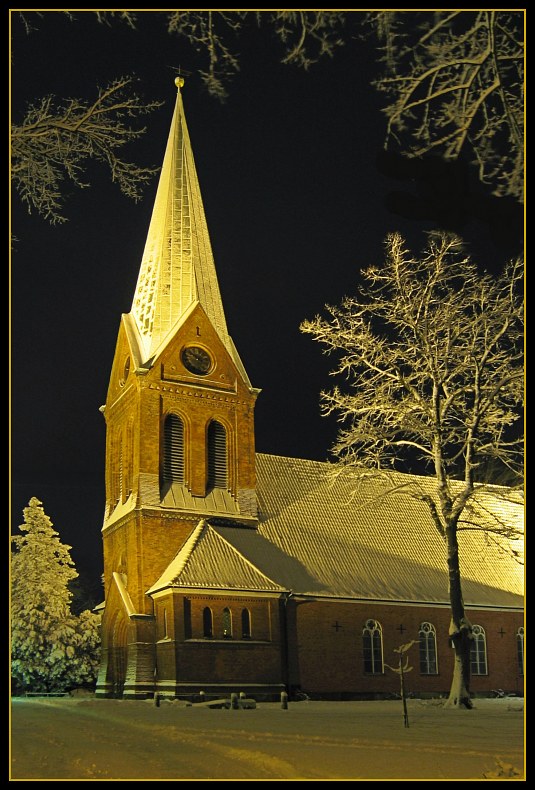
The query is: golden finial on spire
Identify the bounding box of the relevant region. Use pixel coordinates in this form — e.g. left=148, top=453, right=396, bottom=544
left=175, top=76, right=185, bottom=89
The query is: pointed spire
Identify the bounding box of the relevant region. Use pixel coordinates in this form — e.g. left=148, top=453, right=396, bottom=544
left=130, top=78, right=230, bottom=363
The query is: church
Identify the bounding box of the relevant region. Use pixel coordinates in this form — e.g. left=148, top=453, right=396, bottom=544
left=95, top=80, right=524, bottom=702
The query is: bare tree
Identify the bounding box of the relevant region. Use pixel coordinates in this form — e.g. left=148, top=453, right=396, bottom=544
left=11, top=76, right=162, bottom=224
left=300, top=231, right=524, bottom=708
left=367, top=10, right=524, bottom=202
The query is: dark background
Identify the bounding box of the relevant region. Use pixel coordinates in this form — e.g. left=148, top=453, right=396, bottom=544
left=10, top=12, right=523, bottom=600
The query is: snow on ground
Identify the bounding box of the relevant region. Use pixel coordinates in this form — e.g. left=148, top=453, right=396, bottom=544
left=10, top=696, right=524, bottom=781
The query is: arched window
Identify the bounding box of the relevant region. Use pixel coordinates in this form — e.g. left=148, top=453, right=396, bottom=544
left=363, top=619, right=383, bottom=674
left=183, top=598, right=192, bottom=640
left=163, top=414, right=185, bottom=484
left=222, top=607, right=233, bottom=639
left=118, top=433, right=124, bottom=504
left=470, top=624, right=488, bottom=675
left=110, top=427, right=121, bottom=507
left=203, top=607, right=213, bottom=638
left=125, top=418, right=134, bottom=498
left=207, top=421, right=227, bottom=489
left=162, top=609, right=168, bottom=639
left=241, top=608, right=252, bottom=639
left=419, top=622, right=438, bottom=675
left=118, top=421, right=134, bottom=504
left=517, top=627, right=524, bottom=676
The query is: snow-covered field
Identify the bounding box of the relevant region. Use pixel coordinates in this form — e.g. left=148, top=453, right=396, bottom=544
left=10, top=696, right=524, bottom=781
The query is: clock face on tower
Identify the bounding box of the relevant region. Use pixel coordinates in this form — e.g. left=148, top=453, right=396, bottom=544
left=181, top=345, right=213, bottom=375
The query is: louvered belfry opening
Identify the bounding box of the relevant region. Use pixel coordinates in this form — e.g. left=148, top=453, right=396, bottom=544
left=163, top=414, right=185, bottom=484
left=207, top=420, right=227, bottom=490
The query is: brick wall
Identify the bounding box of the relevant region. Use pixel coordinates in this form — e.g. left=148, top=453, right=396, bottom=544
left=154, top=592, right=284, bottom=689
left=103, top=512, right=196, bottom=614
left=291, top=599, right=523, bottom=698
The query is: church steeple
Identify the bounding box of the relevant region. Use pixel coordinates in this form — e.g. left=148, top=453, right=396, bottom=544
left=103, top=77, right=258, bottom=528
left=131, top=78, right=230, bottom=364
left=97, top=79, right=260, bottom=702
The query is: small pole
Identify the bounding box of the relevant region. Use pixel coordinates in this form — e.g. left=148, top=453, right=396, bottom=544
left=281, top=691, right=288, bottom=709
left=153, top=692, right=160, bottom=707
left=230, top=692, right=239, bottom=709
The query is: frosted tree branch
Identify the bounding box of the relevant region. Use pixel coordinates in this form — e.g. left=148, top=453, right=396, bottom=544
left=11, top=76, right=163, bottom=224
left=301, top=229, right=524, bottom=538
left=367, top=10, right=524, bottom=201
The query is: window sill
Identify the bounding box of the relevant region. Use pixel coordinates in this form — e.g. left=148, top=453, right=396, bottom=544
left=184, top=638, right=271, bottom=644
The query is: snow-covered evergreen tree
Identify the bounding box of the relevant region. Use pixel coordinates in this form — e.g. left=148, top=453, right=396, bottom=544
left=11, top=497, right=101, bottom=693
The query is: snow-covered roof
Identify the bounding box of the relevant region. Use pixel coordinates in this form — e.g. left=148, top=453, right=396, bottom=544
left=147, top=519, right=284, bottom=595
left=160, top=483, right=242, bottom=520
left=150, top=453, right=524, bottom=608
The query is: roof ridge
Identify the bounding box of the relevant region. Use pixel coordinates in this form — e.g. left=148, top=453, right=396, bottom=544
left=171, top=518, right=207, bottom=577
left=208, top=523, right=285, bottom=590
left=146, top=519, right=206, bottom=595
left=256, top=452, right=329, bottom=465
left=256, top=453, right=523, bottom=492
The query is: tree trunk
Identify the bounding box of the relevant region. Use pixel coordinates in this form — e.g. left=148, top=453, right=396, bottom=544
left=445, top=623, right=473, bottom=709
left=444, top=524, right=473, bottom=709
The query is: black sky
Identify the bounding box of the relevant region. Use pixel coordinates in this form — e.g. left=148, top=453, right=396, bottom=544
left=10, top=11, right=523, bottom=593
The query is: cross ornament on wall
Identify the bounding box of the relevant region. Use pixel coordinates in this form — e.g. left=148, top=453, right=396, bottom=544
left=332, top=621, right=343, bottom=632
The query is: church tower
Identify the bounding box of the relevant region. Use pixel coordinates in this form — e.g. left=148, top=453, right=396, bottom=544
left=96, top=79, right=260, bottom=699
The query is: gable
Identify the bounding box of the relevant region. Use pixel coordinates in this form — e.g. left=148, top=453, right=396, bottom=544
left=147, top=520, right=284, bottom=595
left=127, top=301, right=255, bottom=399
left=105, top=318, right=137, bottom=406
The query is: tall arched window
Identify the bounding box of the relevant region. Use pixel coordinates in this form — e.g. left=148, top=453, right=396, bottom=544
left=203, top=607, right=213, bottom=638
left=162, top=609, right=168, bottom=640
left=207, top=421, right=227, bottom=489
left=241, top=609, right=252, bottom=639
left=163, top=414, right=185, bottom=484
left=363, top=619, right=383, bottom=674
left=419, top=622, right=438, bottom=675
left=222, top=607, right=233, bottom=639
left=118, top=433, right=124, bottom=504
left=470, top=624, right=488, bottom=675
left=517, top=627, right=524, bottom=675
left=183, top=599, right=192, bottom=640
left=118, top=421, right=134, bottom=503
left=125, top=418, right=134, bottom=498
left=110, top=427, right=120, bottom=507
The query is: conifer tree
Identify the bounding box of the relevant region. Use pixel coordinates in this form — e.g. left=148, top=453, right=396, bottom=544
left=11, top=497, right=101, bottom=693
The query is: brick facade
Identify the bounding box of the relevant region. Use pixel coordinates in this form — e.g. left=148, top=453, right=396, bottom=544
left=96, top=90, right=523, bottom=704
left=97, top=305, right=261, bottom=699
left=288, top=599, right=524, bottom=699
left=96, top=306, right=524, bottom=702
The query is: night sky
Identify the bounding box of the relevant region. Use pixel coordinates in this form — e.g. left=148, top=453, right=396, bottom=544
left=10, top=11, right=523, bottom=594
